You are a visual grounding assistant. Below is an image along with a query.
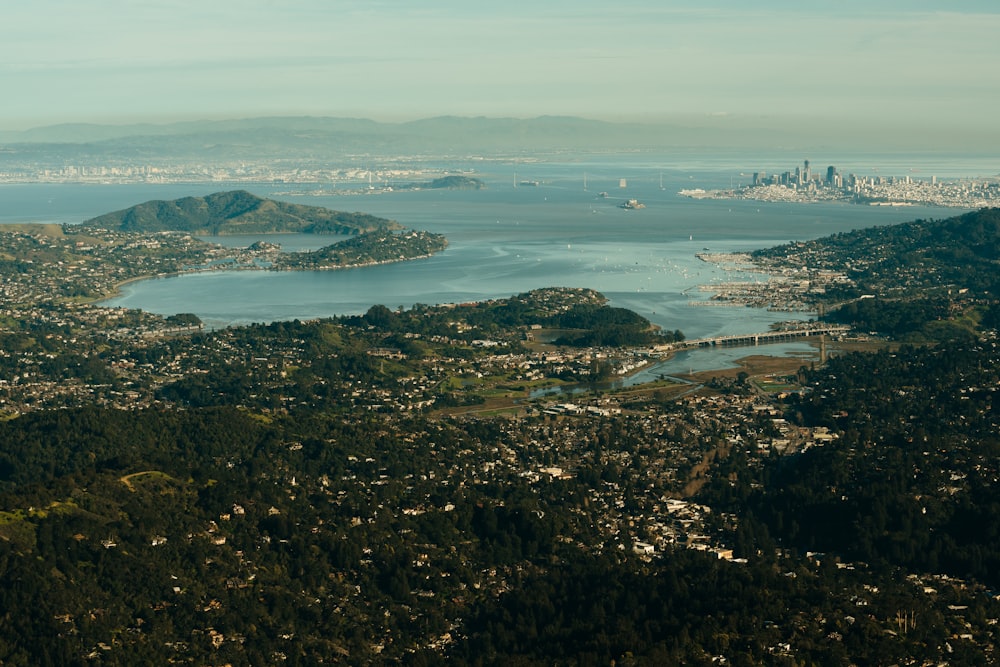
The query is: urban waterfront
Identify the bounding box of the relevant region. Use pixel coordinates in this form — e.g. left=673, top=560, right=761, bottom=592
left=1, top=155, right=981, bottom=341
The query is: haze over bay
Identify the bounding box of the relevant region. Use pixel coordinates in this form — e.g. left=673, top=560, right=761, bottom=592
left=0, top=156, right=959, bottom=338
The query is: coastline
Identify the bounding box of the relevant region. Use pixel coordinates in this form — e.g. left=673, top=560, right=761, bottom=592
left=92, top=250, right=446, bottom=305
left=694, top=251, right=821, bottom=313
left=89, top=272, right=165, bottom=303
left=678, top=176, right=997, bottom=209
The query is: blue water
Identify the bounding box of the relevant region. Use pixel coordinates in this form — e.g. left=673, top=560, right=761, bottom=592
left=0, top=155, right=976, bottom=341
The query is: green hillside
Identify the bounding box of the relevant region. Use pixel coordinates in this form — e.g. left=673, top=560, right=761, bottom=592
left=81, top=190, right=401, bottom=235
left=755, top=207, right=1000, bottom=296
left=749, top=207, right=1000, bottom=339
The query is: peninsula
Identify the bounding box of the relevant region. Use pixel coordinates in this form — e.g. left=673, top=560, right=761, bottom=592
left=680, top=159, right=1000, bottom=208
left=698, top=207, right=1000, bottom=341
left=0, top=193, right=448, bottom=306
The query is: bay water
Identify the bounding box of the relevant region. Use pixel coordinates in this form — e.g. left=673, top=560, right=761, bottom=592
left=0, top=154, right=979, bottom=355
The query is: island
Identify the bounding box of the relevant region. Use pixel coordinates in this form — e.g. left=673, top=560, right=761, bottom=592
left=391, top=175, right=485, bottom=190
left=82, top=189, right=403, bottom=235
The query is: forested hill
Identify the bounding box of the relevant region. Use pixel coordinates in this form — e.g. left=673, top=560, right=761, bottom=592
left=754, top=207, right=1000, bottom=296
left=81, top=190, right=402, bottom=235
left=749, top=207, right=1000, bottom=339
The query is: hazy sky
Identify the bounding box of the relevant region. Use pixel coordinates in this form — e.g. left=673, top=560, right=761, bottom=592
left=3, top=0, right=999, bottom=134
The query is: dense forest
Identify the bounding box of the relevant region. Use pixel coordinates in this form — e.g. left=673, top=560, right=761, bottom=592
left=739, top=343, right=1000, bottom=587
left=4, top=360, right=1000, bottom=665
left=5, top=210, right=1000, bottom=663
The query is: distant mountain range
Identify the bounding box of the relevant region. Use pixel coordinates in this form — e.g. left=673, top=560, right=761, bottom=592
left=0, top=115, right=639, bottom=147
left=82, top=190, right=401, bottom=235
left=0, top=115, right=840, bottom=161
left=1, top=114, right=996, bottom=161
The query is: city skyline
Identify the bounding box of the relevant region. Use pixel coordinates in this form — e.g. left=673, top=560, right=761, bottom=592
left=2, top=1, right=999, bottom=150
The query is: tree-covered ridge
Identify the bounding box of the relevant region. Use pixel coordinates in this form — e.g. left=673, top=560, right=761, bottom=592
left=162, top=289, right=675, bottom=411
left=746, top=207, right=1000, bottom=339
left=754, top=207, right=1000, bottom=297
left=452, top=547, right=989, bottom=666
left=272, top=230, right=448, bottom=270
left=82, top=189, right=402, bottom=235
left=2, top=354, right=999, bottom=664
left=347, top=287, right=654, bottom=332
left=341, top=287, right=681, bottom=352
left=0, top=286, right=683, bottom=415
left=701, top=340, right=1000, bottom=589
left=6, top=292, right=1000, bottom=662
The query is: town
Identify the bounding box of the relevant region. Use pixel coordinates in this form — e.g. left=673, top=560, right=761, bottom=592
left=680, top=158, right=1000, bottom=208
left=4, top=209, right=1000, bottom=663
left=0, top=157, right=460, bottom=189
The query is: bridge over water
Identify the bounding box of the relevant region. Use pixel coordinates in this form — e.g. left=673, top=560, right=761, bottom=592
left=683, top=325, right=851, bottom=349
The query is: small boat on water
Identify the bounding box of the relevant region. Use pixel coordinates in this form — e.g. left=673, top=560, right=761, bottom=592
left=620, top=199, right=645, bottom=210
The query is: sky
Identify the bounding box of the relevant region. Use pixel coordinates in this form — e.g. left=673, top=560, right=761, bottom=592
left=3, top=0, right=999, bottom=139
